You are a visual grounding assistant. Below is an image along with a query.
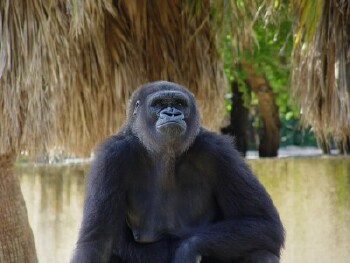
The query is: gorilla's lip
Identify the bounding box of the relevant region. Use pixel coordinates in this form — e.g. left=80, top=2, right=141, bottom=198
left=156, top=120, right=186, bottom=129
left=156, top=121, right=186, bottom=136
left=157, top=121, right=183, bottom=126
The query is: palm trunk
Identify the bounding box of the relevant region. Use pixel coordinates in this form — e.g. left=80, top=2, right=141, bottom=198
left=337, top=137, right=350, bottom=155
left=221, top=81, right=249, bottom=156
left=243, top=63, right=281, bottom=157
left=253, top=83, right=281, bottom=157
left=0, top=153, right=37, bottom=263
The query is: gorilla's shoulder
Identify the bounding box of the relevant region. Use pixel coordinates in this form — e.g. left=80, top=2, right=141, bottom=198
left=94, top=131, right=139, bottom=158
left=193, top=128, right=236, bottom=152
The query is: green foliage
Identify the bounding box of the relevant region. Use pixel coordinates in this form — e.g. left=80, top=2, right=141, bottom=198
left=217, top=0, right=318, bottom=147
left=279, top=116, right=318, bottom=147
left=248, top=19, right=294, bottom=114
left=222, top=2, right=297, bottom=115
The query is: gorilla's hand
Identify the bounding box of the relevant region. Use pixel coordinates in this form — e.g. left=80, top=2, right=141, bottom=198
left=173, top=238, right=201, bottom=263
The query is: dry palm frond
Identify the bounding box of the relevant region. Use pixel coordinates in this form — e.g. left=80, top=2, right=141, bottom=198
left=0, top=0, right=228, bottom=156
left=291, top=0, right=350, bottom=148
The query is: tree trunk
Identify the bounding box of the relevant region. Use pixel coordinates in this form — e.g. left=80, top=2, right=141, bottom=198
left=0, top=153, right=37, bottom=263
left=243, top=63, right=281, bottom=157
left=221, top=81, right=249, bottom=156
left=317, top=136, right=331, bottom=154
left=255, top=84, right=280, bottom=157
left=337, top=137, right=350, bottom=155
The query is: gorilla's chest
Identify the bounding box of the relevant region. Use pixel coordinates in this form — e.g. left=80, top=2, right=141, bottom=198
left=125, top=158, right=217, bottom=243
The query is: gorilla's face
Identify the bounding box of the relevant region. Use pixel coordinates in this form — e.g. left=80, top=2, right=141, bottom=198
left=129, top=81, right=200, bottom=154
left=149, top=90, right=188, bottom=137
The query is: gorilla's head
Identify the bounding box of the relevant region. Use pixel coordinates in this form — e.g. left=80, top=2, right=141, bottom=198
left=127, top=81, right=200, bottom=154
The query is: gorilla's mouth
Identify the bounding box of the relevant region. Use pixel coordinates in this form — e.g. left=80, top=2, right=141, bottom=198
left=156, top=121, right=186, bottom=136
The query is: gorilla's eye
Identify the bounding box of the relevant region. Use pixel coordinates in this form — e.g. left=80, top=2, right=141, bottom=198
left=175, top=99, right=187, bottom=107
left=151, top=99, right=165, bottom=107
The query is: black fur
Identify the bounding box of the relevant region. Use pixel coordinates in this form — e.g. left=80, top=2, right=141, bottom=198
left=71, top=81, right=284, bottom=263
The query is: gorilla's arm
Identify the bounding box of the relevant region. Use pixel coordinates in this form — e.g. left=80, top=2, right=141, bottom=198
left=174, top=134, right=284, bottom=262
left=70, top=136, right=127, bottom=263
left=71, top=135, right=171, bottom=263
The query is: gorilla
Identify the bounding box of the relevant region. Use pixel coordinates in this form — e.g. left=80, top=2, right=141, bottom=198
left=71, top=81, right=284, bottom=263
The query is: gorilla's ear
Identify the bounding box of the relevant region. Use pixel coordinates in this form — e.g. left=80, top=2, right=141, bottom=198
left=133, top=100, right=140, bottom=116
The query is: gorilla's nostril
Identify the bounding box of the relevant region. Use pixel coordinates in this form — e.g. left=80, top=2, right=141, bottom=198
left=160, top=107, right=183, bottom=118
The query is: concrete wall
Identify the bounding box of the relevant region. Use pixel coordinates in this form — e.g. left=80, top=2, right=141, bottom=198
left=17, top=157, right=350, bottom=263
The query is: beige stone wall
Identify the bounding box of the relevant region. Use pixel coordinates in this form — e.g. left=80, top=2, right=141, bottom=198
left=18, top=157, right=350, bottom=263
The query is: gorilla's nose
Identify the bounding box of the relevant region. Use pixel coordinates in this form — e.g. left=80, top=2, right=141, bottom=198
left=160, top=107, right=184, bottom=119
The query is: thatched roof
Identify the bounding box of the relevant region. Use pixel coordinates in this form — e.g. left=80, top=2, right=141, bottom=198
left=291, top=0, right=350, bottom=148
left=0, top=0, right=227, bottom=156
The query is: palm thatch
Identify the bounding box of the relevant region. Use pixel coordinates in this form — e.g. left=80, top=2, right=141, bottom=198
left=291, top=0, right=350, bottom=151
left=0, top=0, right=230, bottom=156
